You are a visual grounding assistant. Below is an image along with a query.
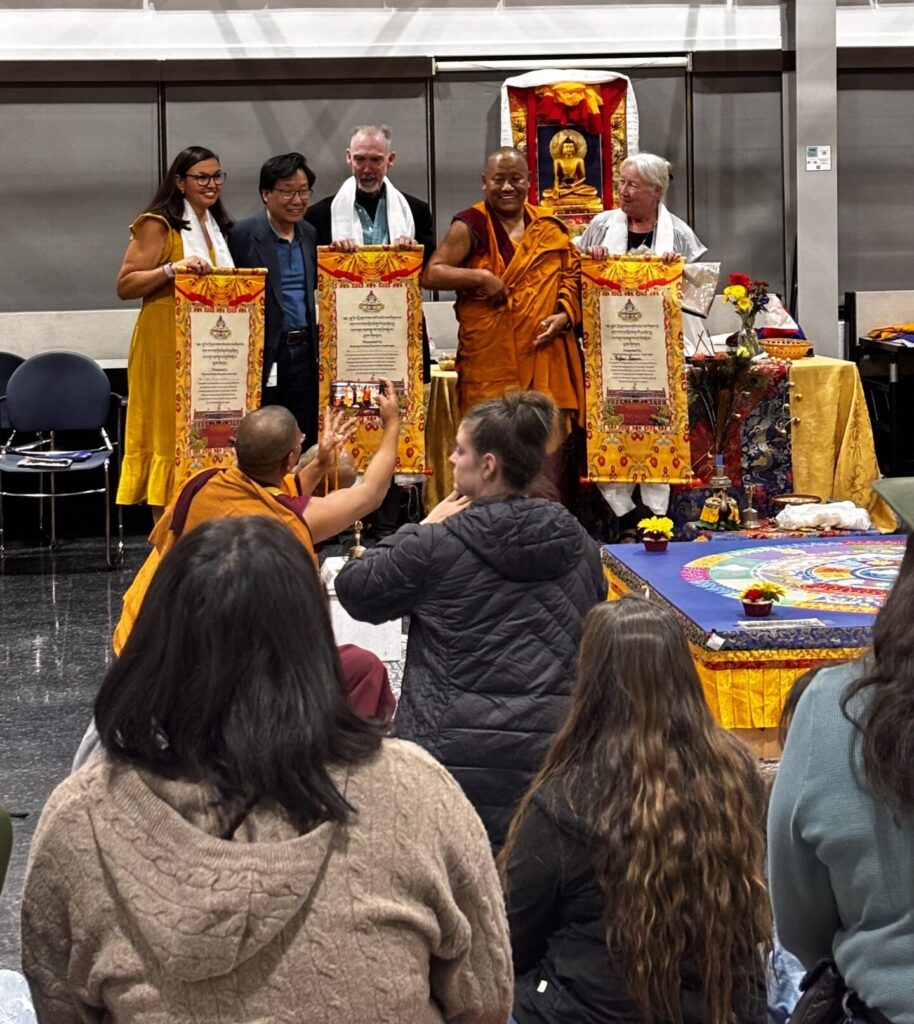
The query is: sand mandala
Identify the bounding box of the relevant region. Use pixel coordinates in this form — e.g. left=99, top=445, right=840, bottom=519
left=681, top=538, right=905, bottom=614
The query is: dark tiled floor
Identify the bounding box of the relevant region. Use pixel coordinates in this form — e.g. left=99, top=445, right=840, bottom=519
left=0, top=538, right=147, bottom=969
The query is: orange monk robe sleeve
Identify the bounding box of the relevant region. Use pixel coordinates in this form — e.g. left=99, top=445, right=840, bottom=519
left=556, top=242, right=583, bottom=329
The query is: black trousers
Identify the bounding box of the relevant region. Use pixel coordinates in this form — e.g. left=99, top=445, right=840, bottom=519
left=263, top=339, right=319, bottom=446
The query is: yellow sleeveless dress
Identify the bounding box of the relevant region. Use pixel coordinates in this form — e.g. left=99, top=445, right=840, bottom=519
left=116, top=213, right=183, bottom=508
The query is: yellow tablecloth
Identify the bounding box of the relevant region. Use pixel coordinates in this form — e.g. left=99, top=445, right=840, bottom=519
left=789, top=355, right=895, bottom=531
left=424, top=356, right=894, bottom=529
left=424, top=368, right=459, bottom=510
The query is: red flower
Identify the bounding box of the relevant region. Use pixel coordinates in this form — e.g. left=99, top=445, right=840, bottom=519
left=729, top=272, right=751, bottom=288
left=743, top=587, right=764, bottom=601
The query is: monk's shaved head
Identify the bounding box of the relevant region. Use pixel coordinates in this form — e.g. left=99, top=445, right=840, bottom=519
left=234, top=406, right=300, bottom=476
left=481, top=148, right=529, bottom=218
left=483, top=147, right=528, bottom=174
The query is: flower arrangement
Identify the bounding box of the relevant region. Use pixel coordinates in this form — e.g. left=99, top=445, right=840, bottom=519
left=723, top=273, right=770, bottom=356
left=739, top=582, right=785, bottom=604
left=687, top=351, right=769, bottom=480
left=638, top=516, right=674, bottom=540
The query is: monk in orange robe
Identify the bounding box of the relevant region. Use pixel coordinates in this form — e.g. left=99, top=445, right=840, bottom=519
left=114, top=392, right=399, bottom=653
left=422, top=147, right=584, bottom=420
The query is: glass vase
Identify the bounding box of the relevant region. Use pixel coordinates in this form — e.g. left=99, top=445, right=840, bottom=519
left=738, top=320, right=761, bottom=357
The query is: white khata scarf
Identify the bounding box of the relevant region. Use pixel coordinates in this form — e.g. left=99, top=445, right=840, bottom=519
left=592, top=202, right=677, bottom=255
left=180, top=200, right=234, bottom=268
left=329, top=177, right=415, bottom=243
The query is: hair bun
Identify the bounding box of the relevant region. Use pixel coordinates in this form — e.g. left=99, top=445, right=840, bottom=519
left=463, top=390, right=557, bottom=492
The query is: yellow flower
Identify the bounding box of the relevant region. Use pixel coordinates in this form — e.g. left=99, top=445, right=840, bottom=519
left=736, top=297, right=753, bottom=313
left=724, top=285, right=747, bottom=300
left=638, top=515, right=674, bottom=538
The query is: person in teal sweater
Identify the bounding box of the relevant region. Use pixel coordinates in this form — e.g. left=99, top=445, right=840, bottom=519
left=769, top=478, right=914, bottom=1024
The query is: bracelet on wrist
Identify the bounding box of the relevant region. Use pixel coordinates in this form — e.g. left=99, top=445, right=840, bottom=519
left=162, top=262, right=176, bottom=279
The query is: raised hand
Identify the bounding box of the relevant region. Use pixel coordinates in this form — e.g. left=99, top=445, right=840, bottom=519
left=316, top=407, right=357, bottom=470
left=376, top=379, right=400, bottom=428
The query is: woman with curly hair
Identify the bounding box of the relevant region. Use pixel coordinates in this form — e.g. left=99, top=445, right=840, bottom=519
left=769, top=496, right=914, bottom=1023
left=500, top=596, right=770, bottom=1024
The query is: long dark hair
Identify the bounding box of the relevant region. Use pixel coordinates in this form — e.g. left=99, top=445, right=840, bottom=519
left=500, top=597, right=771, bottom=1024
left=95, top=516, right=382, bottom=825
left=842, top=532, right=914, bottom=809
left=462, top=389, right=555, bottom=492
left=145, top=145, right=232, bottom=233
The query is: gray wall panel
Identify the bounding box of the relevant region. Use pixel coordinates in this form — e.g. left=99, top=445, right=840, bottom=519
left=0, top=85, right=158, bottom=312
left=629, top=70, right=689, bottom=219
left=692, top=73, right=785, bottom=299
left=837, top=70, right=914, bottom=293
left=165, top=82, right=429, bottom=227
left=432, top=74, right=503, bottom=244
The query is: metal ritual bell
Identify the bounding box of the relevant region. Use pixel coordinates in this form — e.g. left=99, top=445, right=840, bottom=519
left=348, top=519, right=366, bottom=559
left=742, top=483, right=761, bottom=529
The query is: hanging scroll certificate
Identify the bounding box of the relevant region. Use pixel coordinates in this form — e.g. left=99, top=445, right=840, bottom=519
left=582, top=255, right=691, bottom=484
left=174, top=268, right=266, bottom=488
left=318, top=245, right=426, bottom=475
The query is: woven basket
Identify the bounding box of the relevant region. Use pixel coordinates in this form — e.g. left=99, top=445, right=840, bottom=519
left=761, top=339, right=812, bottom=361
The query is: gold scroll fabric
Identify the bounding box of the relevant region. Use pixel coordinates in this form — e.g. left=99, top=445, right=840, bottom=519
left=174, top=269, right=266, bottom=492
left=424, top=367, right=459, bottom=510
left=789, top=355, right=895, bottom=532
left=317, top=246, right=426, bottom=476
left=604, top=563, right=863, bottom=730
left=582, top=255, right=692, bottom=485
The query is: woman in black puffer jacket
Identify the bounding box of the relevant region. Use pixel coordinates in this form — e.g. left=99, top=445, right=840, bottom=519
left=336, top=391, right=606, bottom=848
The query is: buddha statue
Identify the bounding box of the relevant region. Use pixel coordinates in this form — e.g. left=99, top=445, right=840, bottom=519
left=542, top=133, right=602, bottom=211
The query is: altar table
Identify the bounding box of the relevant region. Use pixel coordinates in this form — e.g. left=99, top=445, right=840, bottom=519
left=425, top=358, right=893, bottom=530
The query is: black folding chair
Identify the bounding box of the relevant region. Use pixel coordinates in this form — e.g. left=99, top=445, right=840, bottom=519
left=0, top=350, right=124, bottom=567
left=0, top=351, right=25, bottom=433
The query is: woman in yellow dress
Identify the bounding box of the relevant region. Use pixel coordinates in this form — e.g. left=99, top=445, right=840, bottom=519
left=116, top=145, right=234, bottom=519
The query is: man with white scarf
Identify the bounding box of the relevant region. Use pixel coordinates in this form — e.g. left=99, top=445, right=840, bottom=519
left=306, top=124, right=435, bottom=260
left=306, top=124, right=436, bottom=533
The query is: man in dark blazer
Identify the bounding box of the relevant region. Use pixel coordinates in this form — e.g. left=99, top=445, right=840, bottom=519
left=228, top=153, right=319, bottom=443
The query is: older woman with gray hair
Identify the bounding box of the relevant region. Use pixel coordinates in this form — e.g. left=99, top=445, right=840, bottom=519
left=576, top=153, right=706, bottom=532
left=576, top=152, right=706, bottom=263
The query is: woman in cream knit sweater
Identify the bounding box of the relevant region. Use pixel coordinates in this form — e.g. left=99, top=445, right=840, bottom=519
left=22, top=516, right=512, bottom=1024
